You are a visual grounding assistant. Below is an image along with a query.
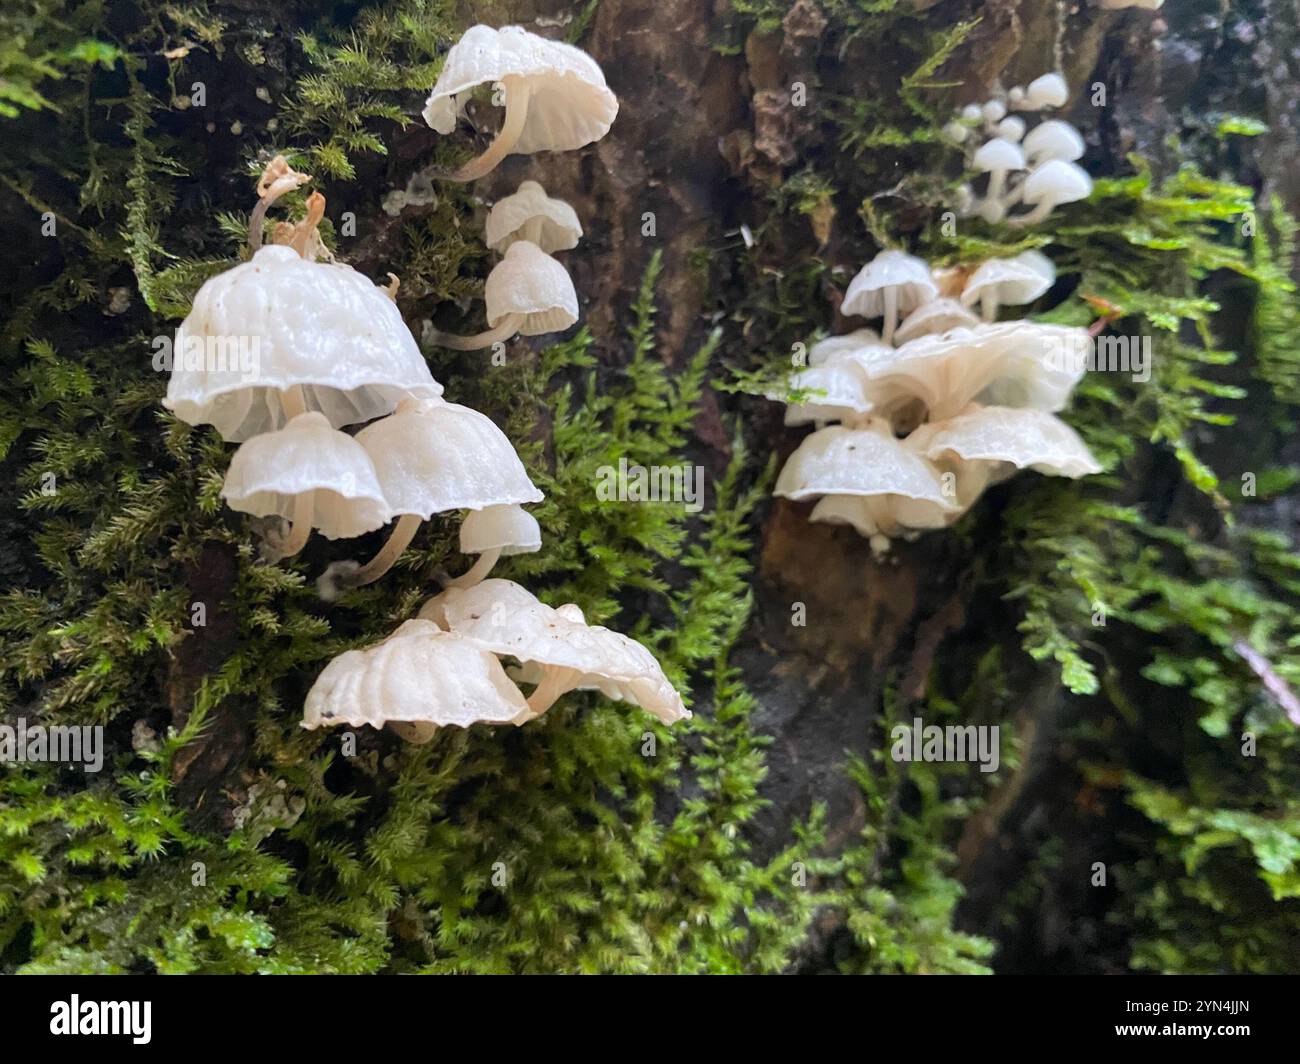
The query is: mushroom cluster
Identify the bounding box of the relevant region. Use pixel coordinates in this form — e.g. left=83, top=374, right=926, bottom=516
left=304, top=579, right=689, bottom=741
left=774, top=248, right=1101, bottom=555
left=165, top=157, right=544, bottom=597
left=944, top=73, right=1093, bottom=227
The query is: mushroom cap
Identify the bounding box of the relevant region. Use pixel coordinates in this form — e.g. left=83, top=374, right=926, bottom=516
left=303, top=620, right=528, bottom=731
left=1026, top=72, right=1069, bottom=109
left=459, top=503, right=541, bottom=556
left=425, top=579, right=689, bottom=724
left=422, top=25, right=618, bottom=154
left=807, top=328, right=887, bottom=366
left=894, top=298, right=981, bottom=343
left=354, top=398, right=542, bottom=518
left=841, top=250, right=938, bottom=320
left=863, top=321, right=1090, bottom=421
left=165, top=246, right=442, bottom=442
left=221, top=411, right=392, bottom=539
left=972, top=137, right=1026, bottom=174
left=484, top=240, right=579, bottom=335
left=1022, top=160, right=1094, bottom=207
left=1023, top=119, right=1085, bottom=164
left=774, top=421, right=957, bottom=512
left=995, top=116, right=1026, bottom=142
left=907, top=404, right=1102, bottom=478
left=779, top=363, right=875, bottom=427
left=808, top=490, right=957, bottom=538
left=961, top=256, right=1054, bottom=311
left=485, top=180, right=582, bottom=254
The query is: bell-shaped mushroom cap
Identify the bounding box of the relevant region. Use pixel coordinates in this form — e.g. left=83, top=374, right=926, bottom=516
left=1012, top=249, right=1057, bottom=283
left=422, top=25, right=618, bottom=154
left=303, top=620, right=528, bottom=731
left=484, top=240, right=579, bottom=335
left=355, top=398, right=543, bottom=518
left=221, top=411, right=391, bottom=539
left=1022, top=159, right=1093, bottom=208
left=864, top=321, right=1090, bottom=421
left=425, top=579, right=689, bottom=724
left=166, top=245, right=442, bottom=442
left=807, top=328, right=887, bottom=366
left=894, top=297, right=981, bottom=343
left=960, top=256, right=1054, bottom=311
left=779, top=363, right=875, bottom=427
left=774, top=420, right=958, bottom=515
left=1023, top=119, right=1085, bottom=164
left=908, top=404, right=1102, bottom=478
left=1025, top=72, right=1069, bottom=109
left=485, top=180, right=582, bottom=254
left=460, top=503, right=541, bottom=556
left=972, top=137, right=1027, bottom=176
left=995, top=116, right=1026, bottom=142
left=841, top=250, right=938, bottom=320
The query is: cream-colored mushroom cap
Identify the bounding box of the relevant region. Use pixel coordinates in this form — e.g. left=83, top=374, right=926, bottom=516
left=303, top=620, right=528, bottom=731
left=908, top=404, right=1102, bottom=478
left=422, top=25, right=618, bottom=153
left=166, top=245, right=442, bottom=442
left=779, top=363, right=875, bottom=427
left=1025, top=72, right=1069, bottom=109
left=894, top=298, right=981, bottom=343
left=221, top=411, right=391, bottom=539
left=961, top=256, right=1054, bottom=317
left=485, top=180, right=582, bottom=254
left=864, top=321, right=1089, bottom=421
left=1023, top=120, right=1085, bottom=165
left=355, top=398, right=542, bottom=518
left=485, top=240, right=579, bottom=335
left=841, top=250, right=938, bottom=321
left=1023, top=160, right=1093, bottom=209
left=460, top=503, right=541, bottom=556
left=807, top=328, right=887, bottom=367
left=425, top=579, right=689, bottom=724
left=972, top=137, right=1026, bottom=177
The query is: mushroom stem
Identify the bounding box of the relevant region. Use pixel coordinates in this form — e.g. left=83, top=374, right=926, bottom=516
left=1005, top=201, right=1054, bottom=228
left=882, top=287, right=899, bottom=345
left=268, top=490, right=315, bottom=561
left=980, top=292, right=999, bottom=323
left=521, top=217, right=544, bottom=245
left=389, top=721, right=438, bottom=744
left=427, top=313, right=524, bottom=351
left=516, top=665, right=582, bottom=723
left=448, top=79, right=531, bottom=182
left=281, top=384, right=307, bottom=421
left=347, top=513, right=423, bottom=587
left=987, top=168, right=1008, bottom=203
left=445, top=547, right=503, bottom=589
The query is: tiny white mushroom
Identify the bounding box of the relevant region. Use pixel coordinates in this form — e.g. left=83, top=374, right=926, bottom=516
left=1025, top=72, right=1069, bottom=109
left=485, top=180, right=582, bottom=254
left=1008, top=86, right=1026, bottom=107
left=778, top=362, right=876, bottom=427
left=943, top=120, right=970, bottom=144
left=1022, top=119, right=1085, bottom=165
left=1007, top=159, right=1094, bottom=227
left=807, top=328, right=886, bottom=366
left=972, top=137, right=1026, bottom=212
left=221, top=411, right=391, bottom=561
left=960, top=255, right=1054, bottom=322
left=423, top=25, right=618, bottom=182
left=429, top=240, right=578, bottom=350
left=447, top=503, right=542, bottom=588
left=959, top=103, right=983, bottom=124
left=908, top=404, right=1102, bottom=480
left=841, top=250, right=938, bottom=345
left=981, top=99, right=1007, bottom=127
left=995, top=116, right=1027, bottom=142
left=894, top=297, right=981, bottom=343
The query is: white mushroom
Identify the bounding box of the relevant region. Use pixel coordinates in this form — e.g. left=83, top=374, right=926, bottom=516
left=959, top=103, right=983, bottom=124
left=807, top=328, right=886, bottom=366
left=166, top=244, right=442, bottom=441
left=318, top=398, right=542, bottom=596
left=894, top=297, right=981, bottom=343
left=429, top=240, right=578, bottom=350
left=1096, top=0, right=1163, bottom=9
left=1025, top=72, right=1069, bottom=109
left=972, top=137, right=1026, bottom=213
left=1007, top=160, right=1094, bottom=227
left=221, top=411, right=391, bottom=561
left=995, top=116, right=1027, bottom=143
left=841, top=250, right=938, bottom=345
left=1022, top=119, right=1085, bottom=165
left=907, top=404, right=1101, bottom=484
left=448, top=503, right=542, bottom=588
left=778, top=362, right=875, bottom=427
left=484, top=180, right=582, bottom=254
left=421, top=579, right=689, bottom=724
left=981, top=99, right=1007, bottom=128
left=960, top=255, right=1054, bottom=322
left=303, top=620, right=529, bottom=740
left=423, top=25, right=618, bottom=182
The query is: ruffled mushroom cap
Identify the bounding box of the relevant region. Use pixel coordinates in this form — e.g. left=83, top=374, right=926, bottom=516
left=303, top=620, right=528, bottom=732
left=1023, top=119, right=1085, bottom=165
left=485, top=180, right=582, bottom=254
left=907, top=404, right=1102, bottom=479
left=423, top=579, right=689, bottom=724
left=221, top=411, right=391, bottom=541
left=894, top=297, right=981, bottom=343
left=166, top=245, right=442, bottom=442
left=779, top=363, right=875, bottom=427
left=460, top=502, right=542, bottom=556
left=422, top=25, right=618, bottom=179
left=863, top=321, right=1089, bottom=422
left=842, top=251, right=938, bottom=344
left=807, top=328, right=887, bottom=366
left=355, top=398, right=542, bottom=518
left=1009, top=160, right=1093, bottom=227
left=960, top=256, right=1054, bottom=321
